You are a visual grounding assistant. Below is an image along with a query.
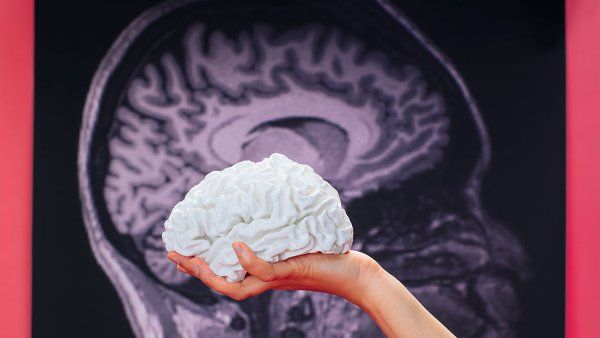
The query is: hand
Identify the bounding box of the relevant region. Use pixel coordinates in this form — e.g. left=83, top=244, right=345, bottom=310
left=167, top=242, right=380, bottom=305
left=167, top=244, right=455, bottom=337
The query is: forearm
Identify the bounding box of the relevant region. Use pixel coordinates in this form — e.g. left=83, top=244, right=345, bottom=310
left=172, top=247, right=456, bottom=336
left=351, top=266, right=456, bottom=338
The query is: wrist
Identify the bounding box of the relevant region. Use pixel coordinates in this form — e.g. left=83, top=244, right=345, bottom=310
left=344, top=255, right=386, bottom=309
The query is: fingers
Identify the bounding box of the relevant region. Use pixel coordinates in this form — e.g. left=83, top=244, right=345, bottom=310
left=166, top=251, right=273, bottom=301
left=169, top=252, right=233, bottom=292
left=232, top=242, right=296, bottom=282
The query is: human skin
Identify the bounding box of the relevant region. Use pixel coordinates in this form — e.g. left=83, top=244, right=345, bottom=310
left=167, top=242, right=455, bottom=338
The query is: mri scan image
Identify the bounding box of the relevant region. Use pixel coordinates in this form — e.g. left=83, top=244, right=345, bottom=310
left=78, top=0, right=528, bottom=336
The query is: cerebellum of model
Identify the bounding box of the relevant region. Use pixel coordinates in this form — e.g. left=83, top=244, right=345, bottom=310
left=162, top=153, right=354, bottom=282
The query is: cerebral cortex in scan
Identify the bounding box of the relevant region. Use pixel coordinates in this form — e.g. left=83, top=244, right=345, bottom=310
left=105, top=23, right=448, bottom=284
left=79, top=1, right=527, bottom=337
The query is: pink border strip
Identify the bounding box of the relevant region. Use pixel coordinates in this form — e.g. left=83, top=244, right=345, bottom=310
left=567, top=0, right=600, bottom=337
left=0, top=0, right=33, bottom=337
left=0, top=0, right=598, bottom=336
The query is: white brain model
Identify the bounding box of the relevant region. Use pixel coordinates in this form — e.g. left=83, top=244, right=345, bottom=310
left=162, top=153, right=354, bottom=282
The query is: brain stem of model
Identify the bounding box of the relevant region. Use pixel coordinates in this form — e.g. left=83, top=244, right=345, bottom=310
left=104, top=22, right=448, bottom=285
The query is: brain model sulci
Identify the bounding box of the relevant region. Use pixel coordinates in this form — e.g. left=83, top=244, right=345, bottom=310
left=162, top=153, right=354, bottom=282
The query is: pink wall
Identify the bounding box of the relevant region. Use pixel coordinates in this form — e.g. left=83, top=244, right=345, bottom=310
left=0, top=0, right=33, bottom=337
left=0, top=0, right=599, bottom=336
left=566, top=0, right=600, bottom=337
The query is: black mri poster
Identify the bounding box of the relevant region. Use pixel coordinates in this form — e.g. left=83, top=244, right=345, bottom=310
left=33, top=0, right=564, bottom=337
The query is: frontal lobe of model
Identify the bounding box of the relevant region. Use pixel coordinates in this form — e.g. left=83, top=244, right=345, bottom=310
left=103, top=22, right=448, bottom=286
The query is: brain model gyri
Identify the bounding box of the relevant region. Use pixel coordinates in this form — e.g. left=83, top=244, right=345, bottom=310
left=162, top=153, right=354, bottom=282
